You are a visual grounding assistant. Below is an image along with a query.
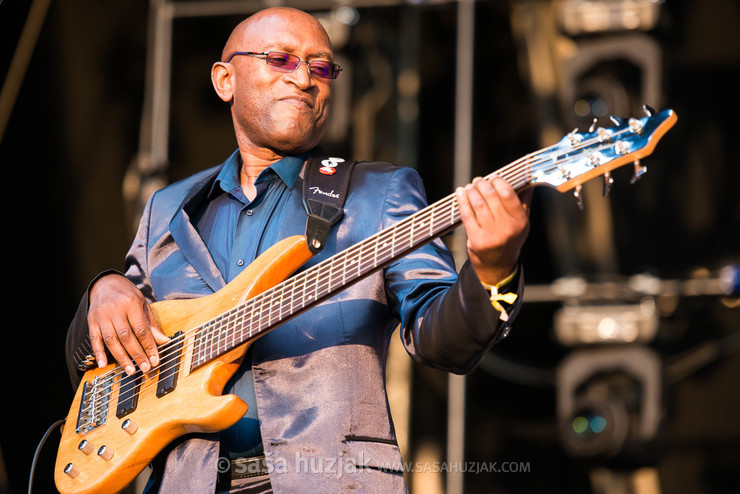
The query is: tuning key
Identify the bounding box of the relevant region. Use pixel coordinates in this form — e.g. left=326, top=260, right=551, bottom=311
left=574, top=185, right=584, bottom=209
left=642, top=104, right=655, bottom=116
left=567, top=128, right=582, bottom=145
left=603, top=172, right=614, bottom=197
left=588, top=118, right=598, bottom=133
left=609, top=116, right=625, bottom=126
left=630, top=160, right=648, bottom=184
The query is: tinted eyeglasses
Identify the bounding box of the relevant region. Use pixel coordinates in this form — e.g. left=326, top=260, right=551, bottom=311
left=225, top=51, right=342, bottom=80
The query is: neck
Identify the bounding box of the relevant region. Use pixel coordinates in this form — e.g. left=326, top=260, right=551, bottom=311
left=237, top=147, right=282, bottom=196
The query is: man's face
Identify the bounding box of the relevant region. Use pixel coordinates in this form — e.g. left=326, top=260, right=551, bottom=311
left=226, top=10, right=335, bottom=155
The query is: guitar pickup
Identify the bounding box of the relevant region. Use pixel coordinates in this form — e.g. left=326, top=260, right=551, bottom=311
left=116, top=369, right=141, bottom=419
left=156, top=331, right=183, bottom=398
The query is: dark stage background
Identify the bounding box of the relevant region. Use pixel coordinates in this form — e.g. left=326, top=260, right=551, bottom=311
left=1, top=0, right=738, bottom=493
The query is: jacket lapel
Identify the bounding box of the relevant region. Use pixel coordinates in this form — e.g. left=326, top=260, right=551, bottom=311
left=169, top=169, right=227, bottom=293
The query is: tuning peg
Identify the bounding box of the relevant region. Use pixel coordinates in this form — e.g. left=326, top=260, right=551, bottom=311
left=574, top=184, right=584, bottom=209
left=642, top=104, right=655, bottom=117
left=603, top=172, right=614, bottom=197
left=609, top=116, right=625, bottom=126
left=630, top=160, right=648, bottom=184
left=588, top=118, right=598, bottom=133
left=567, top=128, right=582, bottom=145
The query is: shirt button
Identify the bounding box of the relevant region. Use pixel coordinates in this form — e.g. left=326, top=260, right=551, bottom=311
left=237, top=259, right=245, bottom=266
left=246, top=209, right=253, bottom=216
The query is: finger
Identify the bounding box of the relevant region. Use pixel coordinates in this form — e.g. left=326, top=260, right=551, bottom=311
left=489, top=177, right=523, bottom=219
left=113, top=314, right=153, bottom=374
left=98, top=319, right=136, bottom=375
left=456, top=184, right=483, bottom=235
left=126, top=307, right=159, bottom=371
left=143, top=303, right=171, bottom=366
left=144, top=304, right=170, bottom=345
left=519, top=187, right=535, bottom=215
left=88, top=321, right=108, bottom=368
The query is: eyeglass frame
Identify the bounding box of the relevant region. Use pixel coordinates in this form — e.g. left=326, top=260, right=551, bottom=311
left=224, top=51, right=342, bottom=80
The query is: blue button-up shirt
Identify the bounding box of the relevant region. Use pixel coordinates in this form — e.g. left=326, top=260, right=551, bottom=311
left=192, top=151, right=306, bottom=459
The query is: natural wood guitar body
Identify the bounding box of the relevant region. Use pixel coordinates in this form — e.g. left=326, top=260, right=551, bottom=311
left=55, top=235, right=314, bottom=494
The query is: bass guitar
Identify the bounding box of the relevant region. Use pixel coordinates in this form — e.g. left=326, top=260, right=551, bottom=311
left=55, top=107, right=676, bottom=494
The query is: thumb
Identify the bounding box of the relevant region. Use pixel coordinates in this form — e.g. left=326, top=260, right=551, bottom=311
left=144, top=304, right=171, bottom=345
left=152, top=326, right=172, bottom=346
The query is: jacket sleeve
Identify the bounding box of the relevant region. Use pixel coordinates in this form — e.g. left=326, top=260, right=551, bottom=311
left=381, top=166, right=523, bottom=375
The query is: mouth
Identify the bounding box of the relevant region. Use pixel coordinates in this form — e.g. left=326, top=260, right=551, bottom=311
left=278, top=96, right=315, bottom=109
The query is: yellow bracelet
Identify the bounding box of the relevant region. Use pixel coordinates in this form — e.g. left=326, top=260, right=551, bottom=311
left=481, top=267, right=519, bottom=322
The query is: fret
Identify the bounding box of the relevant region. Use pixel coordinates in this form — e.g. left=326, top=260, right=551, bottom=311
left=355, top=245, right=362, bottom=278
left=287, top=276, right=297, bottom=317
left=232, top=310, right=240, bottom=345
left=215, top=317, right=223, bottom=358
left=204, top=321, right=214, bottom=363
left=390, top=224, right=397, bottom=259
left=429, top=206, right=435, bottom=238
left=409, top=216, right=415, bottom=248
left=249, top=298, right=259, bottom=339
left=253, top=297, right=264, bottom=334
left=342, top=251, right=347, bottom=286
left=373, top=234, right=379, bottom=269
left=327, top=255, right=335, bottom=294
left=274, top=284, right=284, bottom=327
left=218, top=313, right=228, bottom=357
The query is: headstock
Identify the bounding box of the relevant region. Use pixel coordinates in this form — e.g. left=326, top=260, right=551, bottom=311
left=529, top=106, right=677, bottom=207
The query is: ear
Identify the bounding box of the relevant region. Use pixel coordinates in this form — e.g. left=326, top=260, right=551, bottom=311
left=211, top=62, right=234, bottom=102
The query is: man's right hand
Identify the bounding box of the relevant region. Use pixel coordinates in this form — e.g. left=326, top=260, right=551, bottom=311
left=88, top=274, right=170, bottom=375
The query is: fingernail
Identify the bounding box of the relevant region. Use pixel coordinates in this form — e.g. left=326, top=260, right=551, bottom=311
left=125, top=364, right=135, bottom=375
left=150, top=356, right=160, bottom=367
left=140, top=362, right=150, bottom=373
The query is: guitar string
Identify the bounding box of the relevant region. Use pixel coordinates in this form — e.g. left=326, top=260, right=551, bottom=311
left=80, top=135, right=627, bottom=416
left=79, top=131, right=633, bottom=414
left=80, top=129, right=636, bottom=413
left=83, top=159, right=533, bottom=405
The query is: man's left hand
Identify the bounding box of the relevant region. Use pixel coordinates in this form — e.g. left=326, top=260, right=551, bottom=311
left=455, top=176, right=533, bottom=285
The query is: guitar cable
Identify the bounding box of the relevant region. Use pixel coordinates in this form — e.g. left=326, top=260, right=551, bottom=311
left=28, top=418, right=65, bottom=494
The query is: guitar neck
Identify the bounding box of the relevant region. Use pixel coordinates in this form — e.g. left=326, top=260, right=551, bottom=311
left=189, top=159, right=535, bottom=370
left=186, top=108, right=677, bottom=370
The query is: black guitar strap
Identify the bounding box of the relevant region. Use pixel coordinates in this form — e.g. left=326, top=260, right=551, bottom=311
left=302, top=151, right=357, bottom=254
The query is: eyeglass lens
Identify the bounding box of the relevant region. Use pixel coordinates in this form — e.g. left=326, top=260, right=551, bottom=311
left=265, top=52, right=340, bottom=79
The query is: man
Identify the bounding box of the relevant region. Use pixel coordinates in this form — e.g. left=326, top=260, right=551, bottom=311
left=65, top=7, right=531, bottom=493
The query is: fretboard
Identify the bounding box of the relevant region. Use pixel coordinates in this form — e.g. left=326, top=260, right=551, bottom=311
left=189, top=160, right=534, bottom=371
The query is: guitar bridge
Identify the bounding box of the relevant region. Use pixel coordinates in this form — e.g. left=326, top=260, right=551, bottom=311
left=76, top=373, right=114, bottom=434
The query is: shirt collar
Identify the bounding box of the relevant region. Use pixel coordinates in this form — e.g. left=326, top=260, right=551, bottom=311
left=210, top=150, right=306, bottom=198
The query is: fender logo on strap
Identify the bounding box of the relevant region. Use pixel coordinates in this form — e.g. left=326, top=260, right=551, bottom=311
left=319, top=157, right=345, bottom=175
left=309, top=186, right=341, bottom=199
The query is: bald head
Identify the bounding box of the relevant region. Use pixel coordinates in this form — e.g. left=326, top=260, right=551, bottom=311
left=221, top=8, right=332, bottom=61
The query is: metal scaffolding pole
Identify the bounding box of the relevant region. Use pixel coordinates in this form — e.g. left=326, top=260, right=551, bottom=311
left=448, top=1, right=476, bottom=494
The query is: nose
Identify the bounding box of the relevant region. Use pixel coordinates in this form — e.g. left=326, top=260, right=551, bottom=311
left=285, top=61, right=314, bottom=89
